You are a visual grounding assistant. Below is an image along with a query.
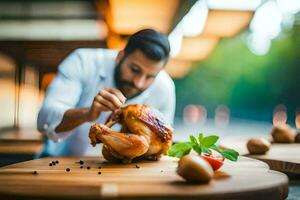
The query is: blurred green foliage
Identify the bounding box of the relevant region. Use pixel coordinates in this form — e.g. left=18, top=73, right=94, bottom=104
left=174, top=24, right=300, bottom=124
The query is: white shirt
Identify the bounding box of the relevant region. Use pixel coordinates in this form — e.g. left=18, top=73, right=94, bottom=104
left=37, top=48, right=176, bottom=156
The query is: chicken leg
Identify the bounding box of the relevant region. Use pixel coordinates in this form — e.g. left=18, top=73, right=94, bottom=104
left=89, top=124, right=150, bottom=163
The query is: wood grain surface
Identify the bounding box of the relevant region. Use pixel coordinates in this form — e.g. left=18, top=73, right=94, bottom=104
left=0, top=155, right=288, bottom=200
left=0, top=129, right=42, bottom=155
left=220, top=135, right=300, bottom=174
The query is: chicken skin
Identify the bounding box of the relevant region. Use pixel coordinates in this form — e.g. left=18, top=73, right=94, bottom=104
left=89, top=104, right=173, bottom=163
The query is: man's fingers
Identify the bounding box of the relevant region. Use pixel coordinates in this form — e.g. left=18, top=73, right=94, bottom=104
left=95, top=95, right=116, bottom=111
left=92, top=100, right=110, bottom=112
left=106, top=88, right=126, bottom=104
left=99, top=89, right=123, bottom=108
left=89, top=101, right=109, bottom=121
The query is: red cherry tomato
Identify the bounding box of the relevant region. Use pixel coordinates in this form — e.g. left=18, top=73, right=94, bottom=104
left=200, top=152, right=225, bottom=171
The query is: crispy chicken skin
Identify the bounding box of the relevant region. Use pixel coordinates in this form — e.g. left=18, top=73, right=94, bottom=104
left=89, top=104, right=173, bottom=163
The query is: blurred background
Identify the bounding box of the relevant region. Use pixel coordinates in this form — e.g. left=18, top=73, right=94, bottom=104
left=0, top=0, right=300, bottom=163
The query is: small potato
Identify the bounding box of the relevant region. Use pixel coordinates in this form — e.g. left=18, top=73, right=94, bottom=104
left=177, top=155, right=214, bottom=183
left=271, top=124, right=295, bottom=143
left=247, top=138, right=271, bottom=154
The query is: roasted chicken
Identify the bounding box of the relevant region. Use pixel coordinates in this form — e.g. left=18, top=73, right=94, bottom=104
left=89, top=104, right=173, bottom=163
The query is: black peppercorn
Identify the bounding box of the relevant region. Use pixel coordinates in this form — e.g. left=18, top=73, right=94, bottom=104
left=55, top=160, right=59, bottom=164
left=98, top=166, right=102, bottom=169
left=135, top=165, right=140, bottom=168
left=33, top=171, right=38, bottom=174
left=80, top=166, right=83, bottom=169
left=49, top=163, right=52, bottom=166
left=66, top=168, right=70, bottom=172
left=79, top=160, right=84, bottom=165
left=98, top=172, right=102, bottom=175
left=87, top=166, right=91, bottom=170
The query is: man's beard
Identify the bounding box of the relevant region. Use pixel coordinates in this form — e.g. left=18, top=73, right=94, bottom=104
left=114, top=59, right=144, bottom=99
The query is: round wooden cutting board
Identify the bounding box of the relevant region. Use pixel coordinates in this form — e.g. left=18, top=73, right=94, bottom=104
left=220, top=135, right=300, bottom=175
left=0, top=156, right=288, bottom=200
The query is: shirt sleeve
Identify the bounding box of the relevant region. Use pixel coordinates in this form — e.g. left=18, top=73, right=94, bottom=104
left=37, top=50, right=83, bottom=142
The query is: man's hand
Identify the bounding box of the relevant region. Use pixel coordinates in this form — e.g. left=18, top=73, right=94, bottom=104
left=88, top=88, right=126, bottom=122
left=55, top=88, right=126, bottom=133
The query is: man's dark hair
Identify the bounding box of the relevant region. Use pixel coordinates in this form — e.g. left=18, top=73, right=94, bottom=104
left=124, top=29, right=170, bottom=63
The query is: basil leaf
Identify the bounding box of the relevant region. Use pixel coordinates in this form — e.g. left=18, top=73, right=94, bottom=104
left=210, top=145, right=222, bottom=153
left=201, top=147, right=211, bottom=154
left=168, top=133, right=239, bottom=162
left=167, top=142, right=192, bottom=158
left=190, top=135, right=202, bottom=154
left=198, top=133, right=204, bottom=143
left=202, top=135, right=219, bottom=148
left=189, top=135, right=198, bottom=146
left=211, top=145, right=239, bottom=161
left=193, top=146, right=202, bottom=154
left=220, top=149, right=239, bottom=161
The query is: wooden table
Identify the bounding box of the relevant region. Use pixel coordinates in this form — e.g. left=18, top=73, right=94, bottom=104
left=0, top=129, right=42, bottom=155
left=0, top=129, right=43, bottom=166
left=0, top=156, right=288, bottom=200
left=220, top=135, right=300, bottom=174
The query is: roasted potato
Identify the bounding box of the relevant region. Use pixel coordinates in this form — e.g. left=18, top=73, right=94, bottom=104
left=271, top=124, right=295, bottom=143
left=247, top=137, right=271, bottom=154
left=177, top=155, right=214, bottom=183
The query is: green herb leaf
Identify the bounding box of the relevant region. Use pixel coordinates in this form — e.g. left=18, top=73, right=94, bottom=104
left=221, top=149, right=239, bottom=161
left=168, top=133, right=239, bottom=162
left=193, top=145, right=202, bottom=154
left=189, top=135, right=198, bottom=146
left=167, top=142, right=192, bottom=158
left=210, top=145, right=222, bottom=153
left=201, top=147, right=211, bottom=154
left=189, top=135, right=202, bottom=154
left=202, top=135, right=219, bottom=148
left=198, top=133, right=204, bottom=143
left=211, top=145, right=239, bottom=161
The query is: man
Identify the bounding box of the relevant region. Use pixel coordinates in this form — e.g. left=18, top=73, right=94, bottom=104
left=37, top=29, right=176, bottom=157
